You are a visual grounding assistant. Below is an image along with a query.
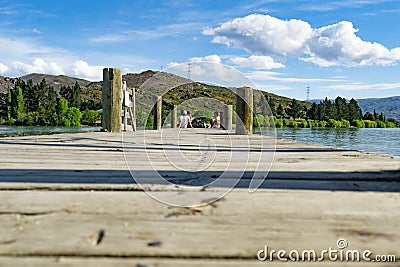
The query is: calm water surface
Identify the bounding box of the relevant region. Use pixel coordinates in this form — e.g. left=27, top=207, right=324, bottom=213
left=1, top=126, right=399, bottom=157
left=0, top=126, right=101, bottom=137
left=270, top=128, right=400, bottom=157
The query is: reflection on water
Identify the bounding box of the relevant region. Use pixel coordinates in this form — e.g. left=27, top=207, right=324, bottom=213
left=266, top=128, right=400, bottom=157
left=0, top=126, right=101, bottom=138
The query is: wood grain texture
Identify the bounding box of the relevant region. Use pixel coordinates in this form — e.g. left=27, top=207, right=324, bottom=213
left=0, top=130, right=399, bottom=265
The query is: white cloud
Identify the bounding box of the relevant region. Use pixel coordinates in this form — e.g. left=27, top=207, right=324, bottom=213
left=203, top=14, right=313, bottom=57
left=0, top=35, right=140, bottom=81
left=257, top=84, right=292, bottom=91
left=167, top=61, right=180, bottom=68
left=0, top=62, right=8, bottom=74
left=32, top=28, right=42, bottom=35
left=246, top=70, right=343, bottom=83
left=190, top=54, right=222, bottom=64
left=230, top=55, right=284, bottom=70
left=166, top=60, right=254, bottom=88
left=301, top=21, right=400, bottom=67
left=325, top=82, right=400, bottom=91
left=71, top=60, right=104, bottom=81
left=204, top=14, right=400, bottom=67
left=90, top=34, right=127, bottom=43
left=12, top=58, right=64, bottom=75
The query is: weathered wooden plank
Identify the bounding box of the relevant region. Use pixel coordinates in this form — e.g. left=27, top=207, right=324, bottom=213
left=0, top=256, right=399, bottom=266
left=0, top=190, right=399, bottom=259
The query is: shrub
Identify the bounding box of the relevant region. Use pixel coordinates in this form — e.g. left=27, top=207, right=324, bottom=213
left=318, top=120, right=327, bottom=127
left=255, top=114, right=265, bottom=127
left=288, top=120, right=298, bottom=128
left=327, top=119, right=342, bottom=128
left=386, top=121, right=395, bottom=128
left=82, top=110, right=101, bottom=126
left=340, top=119, right=351, bottom=128
left=283, top=118, right=289, bottom=127
left=275, top=118, right=283, bottom=128
left=67, top=107, right=82, bottom=127
left=309, top=120, right=319, bottom=128
left=299, top=120, right=308, bottom=128
left=253, top=117, right=260, bottom=128
left=363, top=120, right=377, bottom=128
left=136, top=108, right=149, bottom=128
left=376, top=120, right=386, bottom=128
left=194, top=109, right=213, bottom=119
left=264, top=115, right=274, bottom=127
left=352, top=119, right=365, bottom=128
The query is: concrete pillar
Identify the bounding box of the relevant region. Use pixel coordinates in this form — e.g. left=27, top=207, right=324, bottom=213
left=153, top=96, right=162, bottom=130
left=102, top=68, right=122, bottom=133
left=222, top=104, right=233, bottom=130
left=236, top=87, right=253, bottom=135
left=171, top=105, right=177, bottom=128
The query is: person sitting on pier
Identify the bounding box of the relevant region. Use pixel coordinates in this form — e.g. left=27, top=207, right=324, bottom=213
left=211, top=112, right=221, bottom=128
left=179, top=111, right=193, bottom=128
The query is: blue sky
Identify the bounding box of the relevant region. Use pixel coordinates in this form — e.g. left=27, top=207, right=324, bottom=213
left=0, top=0, right=399, bottom=100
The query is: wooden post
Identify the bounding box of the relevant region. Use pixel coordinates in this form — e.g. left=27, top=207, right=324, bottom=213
left=102, top=68, right=122, bottom=133
left=222, top=104, right=233, bottom=130
left=235, top=87, right=253, bottom=135
left=153, top=96, right=162, bottom=130
left=123, top=81, right=128, bottom=131
left=131, top=88, right=136, bottom=132
left=171, top=105, right=177, bottom=128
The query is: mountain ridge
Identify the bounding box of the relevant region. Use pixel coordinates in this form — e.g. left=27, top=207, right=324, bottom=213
left=1, top=72, right=398, bottom=119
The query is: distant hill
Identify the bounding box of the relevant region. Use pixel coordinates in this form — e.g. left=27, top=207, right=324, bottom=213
left=1, top=70, right=310, bottom=114
left=20, top=73, right=90, bottom=92
left=357, top=96, right=400, bottom=120
left=309, top=96, right=400, bottom=120
left=0, top=76, right=17, bottom=94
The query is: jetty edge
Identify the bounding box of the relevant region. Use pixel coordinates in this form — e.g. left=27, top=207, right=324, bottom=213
left=0, top=129, right=399, bottom=265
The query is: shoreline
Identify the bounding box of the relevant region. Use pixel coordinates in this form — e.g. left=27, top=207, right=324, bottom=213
left=0, top=129, right=398, bottom=191
left=1, top=126, right=399, bottom=157
left=0, top=129, right=399, bottom=264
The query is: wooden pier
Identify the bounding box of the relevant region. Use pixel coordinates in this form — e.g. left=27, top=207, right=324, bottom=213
left=0, top=129, right=399, bottom=266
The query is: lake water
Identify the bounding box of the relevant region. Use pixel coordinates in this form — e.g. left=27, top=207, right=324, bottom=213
left=269, top=128, right=400, bottom=157
left=0, top=126, right=101, bottom=138
left=1, top=126, right=399, bottom=157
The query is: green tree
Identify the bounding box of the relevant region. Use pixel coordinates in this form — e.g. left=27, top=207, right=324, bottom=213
left=307, top=102, right=318, bottom=119
left=276, top=103, right=285, bottom=117
left=348, top=98, right=362, bottom=121
left=287, top=98, right=302, bottom=119
left=363, top=112, right=374, bottom=121
left=288, top=120, right=298, bottom=128
left=373, top=109, right=378, bottom=121
left=72, top=82, right=81, bottom=108
left=57, top=98, right=70, bottom=126
left=274, top=117, right=283, bottom=128
left=67, top=107, right=82, bottom=127
left=81, top=110, right=101, bottom=126
left=6, top=86, right=12, bottom=124
left=324, top=98, right=337, bottom=120
left=335, top=97, right=348, bottom=120
left=23, top=79, right=37, bottom=112
left=267, top=97, right=276, bottom=116
left=14, top=85, right=25, bottom=123
left=378, top=112, right=385, bottom=122
left=60, top=82, right=81, bottom=109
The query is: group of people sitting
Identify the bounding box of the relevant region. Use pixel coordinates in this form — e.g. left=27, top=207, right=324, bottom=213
left=178, top=111, right=221, bottom=129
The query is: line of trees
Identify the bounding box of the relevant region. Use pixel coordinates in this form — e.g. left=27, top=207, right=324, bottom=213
left=2, top=79, right=101, bottom=126
left=261, top=96, right=397, bottom=128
